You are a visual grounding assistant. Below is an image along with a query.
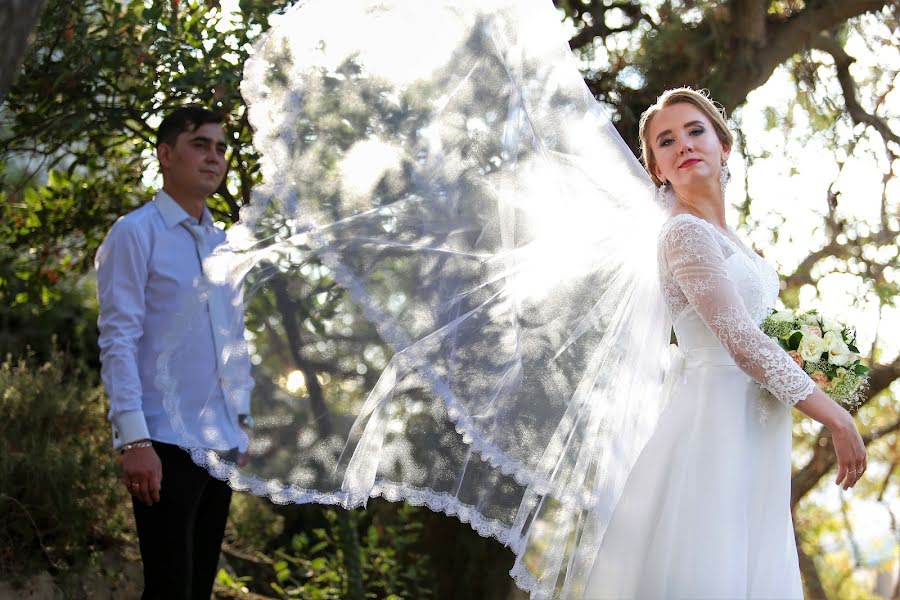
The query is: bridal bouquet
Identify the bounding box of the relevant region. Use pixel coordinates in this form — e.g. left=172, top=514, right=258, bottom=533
left=761, top=309, right=868, bottom=408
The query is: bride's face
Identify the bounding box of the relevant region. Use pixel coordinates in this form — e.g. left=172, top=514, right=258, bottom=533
left=648, top=103, right=730, bottom=190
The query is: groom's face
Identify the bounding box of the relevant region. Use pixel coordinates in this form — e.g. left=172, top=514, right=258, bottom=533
left=158, top=122, right=228, bottom=198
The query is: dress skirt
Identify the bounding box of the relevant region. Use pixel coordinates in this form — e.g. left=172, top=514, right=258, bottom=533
left=583, top=345, right=804, bottom=599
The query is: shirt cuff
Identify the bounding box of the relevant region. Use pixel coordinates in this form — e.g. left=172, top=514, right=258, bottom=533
left=111, top=410, right=150, bottom=449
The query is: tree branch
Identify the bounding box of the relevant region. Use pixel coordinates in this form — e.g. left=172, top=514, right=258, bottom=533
left=269, top=272, right=333, bottom=436
left=792, top=356, right=900, bottom=507
left=555, top=0, right=651, bottom=51
left=813, top=32, right=900, bottom=148
left=783, top=239, right=843, bottom=289
left=566, top=2, right=649, bottom=51
left=718, top=0, right=888, bottom=111
left=865, top=358, right=900, bottom=411
left=730, top=0, right=768, bottom=47
left=863, top=415, right=900, bottom=446
left=783, top=224, right=896, bottom=290
left=840, top=489, right=863, bottom=567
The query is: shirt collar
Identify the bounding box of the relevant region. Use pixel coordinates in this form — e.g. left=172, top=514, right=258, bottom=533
left=153, top=190, right=214, bottom=229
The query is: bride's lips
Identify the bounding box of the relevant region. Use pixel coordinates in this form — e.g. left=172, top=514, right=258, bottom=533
left=678, top=158, right=702, bottom=169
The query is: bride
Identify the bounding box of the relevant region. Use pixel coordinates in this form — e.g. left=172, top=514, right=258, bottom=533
left=162, top=0, right=867, bottom=597
left=583, top=87, right=866, bottom=598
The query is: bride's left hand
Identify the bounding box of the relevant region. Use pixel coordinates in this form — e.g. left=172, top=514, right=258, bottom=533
left=794, top=389, right=866, bottom=490
left=830, top=412, right=866, bottom=490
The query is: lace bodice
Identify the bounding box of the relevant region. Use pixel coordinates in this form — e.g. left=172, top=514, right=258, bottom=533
left=657, top=214, right=815, bottom=407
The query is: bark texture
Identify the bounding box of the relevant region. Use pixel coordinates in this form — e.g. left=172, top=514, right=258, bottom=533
left=1, top=0, right=49, bottom=102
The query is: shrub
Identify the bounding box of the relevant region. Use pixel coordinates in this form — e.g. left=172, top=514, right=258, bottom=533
left=0, top=348, right=124, bottom=577
left=270, top=506, right=433, bottom=600
left=221, top=501, right=434, bottom=599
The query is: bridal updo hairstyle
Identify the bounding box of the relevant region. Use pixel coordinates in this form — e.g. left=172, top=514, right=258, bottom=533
left=638, top=87, right=734, bottom=187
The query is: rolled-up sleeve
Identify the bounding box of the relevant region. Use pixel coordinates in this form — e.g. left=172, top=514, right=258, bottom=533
left=96, top=218, right=151, bottom=447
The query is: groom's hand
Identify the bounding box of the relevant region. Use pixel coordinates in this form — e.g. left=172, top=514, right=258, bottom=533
left=121, top=443, right=163, bottom=506
left=237, top=413, right=253, bottom=468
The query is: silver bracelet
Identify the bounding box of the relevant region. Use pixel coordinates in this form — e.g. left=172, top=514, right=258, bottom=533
left=119, top=440, right=153, bottom=453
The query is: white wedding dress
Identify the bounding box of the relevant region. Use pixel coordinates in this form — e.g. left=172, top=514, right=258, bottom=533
left=584, top=214, right=812, bottom=599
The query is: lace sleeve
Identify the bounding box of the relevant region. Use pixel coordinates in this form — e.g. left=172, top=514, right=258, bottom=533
left=662, top=218, right=815, bottom=407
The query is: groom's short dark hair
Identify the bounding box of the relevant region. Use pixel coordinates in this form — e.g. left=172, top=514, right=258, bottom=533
left=156, top=106, right=224, bottom=148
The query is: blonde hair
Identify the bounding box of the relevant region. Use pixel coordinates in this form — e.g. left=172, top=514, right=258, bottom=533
left=638, top=87, right=733, bottom=187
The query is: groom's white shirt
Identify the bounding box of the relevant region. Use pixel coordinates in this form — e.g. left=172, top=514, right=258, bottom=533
left=96, top=190, right=253, bottom=451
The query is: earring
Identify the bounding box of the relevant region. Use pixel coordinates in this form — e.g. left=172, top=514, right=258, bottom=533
left=720, top=161, right=731, bottom=195
left=656, top=180, right=672, bottom=208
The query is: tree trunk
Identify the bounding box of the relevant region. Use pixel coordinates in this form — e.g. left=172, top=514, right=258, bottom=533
left=336, top=510, right=365, bottom=600
left=794, top=513, right=829, bottom=600
left=0, top=0, right=48, bottom=101
left=270, top=272, right=334, bottom=436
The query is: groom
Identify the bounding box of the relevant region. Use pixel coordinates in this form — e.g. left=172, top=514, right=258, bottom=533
left=96, top=106, right=254, bottom=599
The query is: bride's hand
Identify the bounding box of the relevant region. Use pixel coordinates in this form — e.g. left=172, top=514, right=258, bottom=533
left=830, top=413, right=866, bottom=490
left=794, top=390, right=866, bottom=490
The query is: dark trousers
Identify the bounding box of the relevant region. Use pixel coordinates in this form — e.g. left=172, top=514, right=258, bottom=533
left=132, top=441, right=233, bottom=600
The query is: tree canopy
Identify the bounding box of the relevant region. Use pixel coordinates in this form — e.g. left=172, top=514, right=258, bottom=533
left=1, top=1, right=898, bottom=597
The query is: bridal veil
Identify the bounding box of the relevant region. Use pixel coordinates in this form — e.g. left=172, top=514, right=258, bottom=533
left=160, top=1, right=675, bottom=596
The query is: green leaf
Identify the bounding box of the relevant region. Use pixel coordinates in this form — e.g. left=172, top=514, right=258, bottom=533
left=216, top=568, right=235, bottom=586
left=142, top=4, right=163, bottom=21
left=24, top=187, right=43, bottom=210
left=310, top=541, right=330, bottom=554
left=853, top=364, right=869, bottom=376
left=788, top=331, right=803, bottom=351
left=48, top=169, right=63, bottom=188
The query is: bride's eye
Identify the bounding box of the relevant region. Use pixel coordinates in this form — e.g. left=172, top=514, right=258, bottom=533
left=690, top=128, right=704, bottom=136
left=660, top=138, right=674, bottom=147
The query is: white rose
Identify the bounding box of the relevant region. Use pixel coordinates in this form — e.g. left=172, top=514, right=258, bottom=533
left=831, top=353, right=854, bottom=367
left=798, top=333, right=826, bottom=362
left=770, top=310, right=795, bottom=323
left=823, top=330, right=844, bottom=352
left=801, top=324, right=822, bottom=338
left=824, top=334, right=854, bottom=366
left=821, top=317, right=842, bottom=334
left=831, top=349, right=856, bottom=367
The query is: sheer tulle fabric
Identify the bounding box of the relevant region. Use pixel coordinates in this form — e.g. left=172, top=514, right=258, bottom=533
left=158, top=0, right=675, bottom=597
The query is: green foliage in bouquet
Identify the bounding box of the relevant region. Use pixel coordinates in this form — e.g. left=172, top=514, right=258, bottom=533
left=760, top=309, right=868, bottom=407
left=0, top=348, right=124, bottom=577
